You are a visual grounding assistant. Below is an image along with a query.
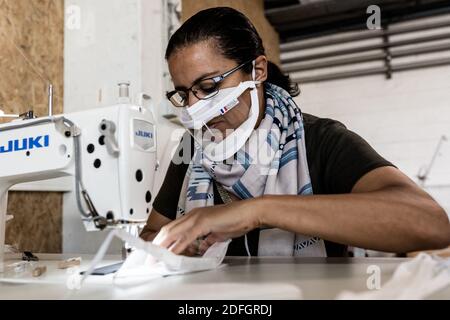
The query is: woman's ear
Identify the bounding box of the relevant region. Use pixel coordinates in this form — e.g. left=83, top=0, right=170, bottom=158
left=254, top=55, right=268, bottom=82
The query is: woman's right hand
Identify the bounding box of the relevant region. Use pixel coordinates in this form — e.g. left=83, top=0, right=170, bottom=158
left=180, top=240, right=201, bottom=256
left=140, top=210, right=209, bottom=257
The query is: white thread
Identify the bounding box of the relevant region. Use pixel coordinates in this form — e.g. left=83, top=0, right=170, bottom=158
left=244, top=234, right=251, bottom=257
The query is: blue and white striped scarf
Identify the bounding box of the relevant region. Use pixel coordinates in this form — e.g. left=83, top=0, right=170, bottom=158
left=177, top=83, right=326, bottom=256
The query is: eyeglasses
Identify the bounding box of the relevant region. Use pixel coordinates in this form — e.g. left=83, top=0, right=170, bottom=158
left=166, top=60, right=252, bottom=108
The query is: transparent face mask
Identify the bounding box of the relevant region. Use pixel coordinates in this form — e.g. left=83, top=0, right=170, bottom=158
left=199, top=87, right=252, bottom=139
left=169, top=59, right=260, bottom=162
left=181, top=80, right=260, bottom=162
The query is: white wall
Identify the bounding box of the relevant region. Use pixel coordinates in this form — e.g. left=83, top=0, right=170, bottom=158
left=296, top=67, right=450, bottom=212
left=288, top=14, right=450, bottom=216
left=63, top=0, right=177, bottom=254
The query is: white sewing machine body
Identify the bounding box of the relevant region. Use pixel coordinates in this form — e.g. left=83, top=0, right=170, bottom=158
left=0, top=102, right=157, bottom=272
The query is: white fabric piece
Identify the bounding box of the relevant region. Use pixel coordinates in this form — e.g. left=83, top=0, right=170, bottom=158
left=258, top=229, right=326, bottom=257
left=116, top=232, right=231, bottom=278
left=336, top=253, right=450, bottom=300
left=258, top=228, right=295, bottom=256
left=81, top=229, right=230, bottom=286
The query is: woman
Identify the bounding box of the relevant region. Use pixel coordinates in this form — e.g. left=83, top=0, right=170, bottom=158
left=140, top=7, right=450, bottom=257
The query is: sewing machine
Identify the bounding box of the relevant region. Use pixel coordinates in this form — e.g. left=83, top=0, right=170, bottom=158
left=0, top=85, right=158, bottom=272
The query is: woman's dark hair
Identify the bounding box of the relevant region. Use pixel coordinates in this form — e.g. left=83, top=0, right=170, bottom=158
left=165, top=7, right=300, bottom=97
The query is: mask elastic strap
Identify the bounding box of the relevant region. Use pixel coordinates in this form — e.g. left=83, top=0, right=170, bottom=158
left=252, top=60, right=256, bottom=81
left=189, top=130, right=201, bottom=150
left=251, top=60, right=262, bottom=87
left=203, top=120, right=215, bottom=137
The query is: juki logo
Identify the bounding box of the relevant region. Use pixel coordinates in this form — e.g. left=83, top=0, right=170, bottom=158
left=135, top=130, right=153, bottom=139
left=0, top=135, right=50, bottom=154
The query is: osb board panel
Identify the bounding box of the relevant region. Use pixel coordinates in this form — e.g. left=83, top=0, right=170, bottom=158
left=0, top=0, right=64, bottom=253
left=0, top=0, right=64, bottom=120
left=181, top=0, right=280, bottom=65
left=6, top=192, right=62, bottom=253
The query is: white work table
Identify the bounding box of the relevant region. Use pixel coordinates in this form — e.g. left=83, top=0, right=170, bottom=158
left=0, top=255, right=449, bottom=299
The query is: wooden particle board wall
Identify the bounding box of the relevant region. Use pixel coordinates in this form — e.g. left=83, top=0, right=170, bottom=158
left=0, top=0, right=64, bottom=253
left=181, top=0, right=280, bottom=65
left=6, top=192, right=62, bottom=253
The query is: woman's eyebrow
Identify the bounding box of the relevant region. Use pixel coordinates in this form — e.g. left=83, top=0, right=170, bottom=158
left=175, top=70, right=220, bottom=90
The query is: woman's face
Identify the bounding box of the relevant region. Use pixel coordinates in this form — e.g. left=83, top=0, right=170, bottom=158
left=167, top=41, right=267, bottom=136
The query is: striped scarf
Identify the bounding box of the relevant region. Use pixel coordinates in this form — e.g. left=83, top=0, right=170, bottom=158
left=176, top=83, right=326, bottom=257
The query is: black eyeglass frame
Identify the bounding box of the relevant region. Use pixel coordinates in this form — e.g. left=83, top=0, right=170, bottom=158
left=166, top=59, right=253, bottom=107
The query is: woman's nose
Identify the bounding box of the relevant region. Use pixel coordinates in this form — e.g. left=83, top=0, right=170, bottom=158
left=187, top=91, right=200, bottom=107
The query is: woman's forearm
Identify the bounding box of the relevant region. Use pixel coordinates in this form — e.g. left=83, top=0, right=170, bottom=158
left=140, top=229, right=158, bottom=242
left=254, top=186, right=450, bottom=253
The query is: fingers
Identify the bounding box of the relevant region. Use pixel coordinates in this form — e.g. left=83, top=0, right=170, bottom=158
left=198, top=233, right=230, bottom=255
left=198, top=238, right=213, bottom=255
left=152, top=227, right=171, bottom=247
left=168, top=232, right=198, bottom=255
left=181, top=242, right=199, bottom=257
left=153, top=228, right=198, bottom=256
left=153, top=211, right=209, bottom=255
left=152, top=214, right=193, bottom=247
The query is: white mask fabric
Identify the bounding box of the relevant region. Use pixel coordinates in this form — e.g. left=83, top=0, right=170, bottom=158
left=77, top=229, right=231, bottom=287
left=336, top=253, right=450, bottom=300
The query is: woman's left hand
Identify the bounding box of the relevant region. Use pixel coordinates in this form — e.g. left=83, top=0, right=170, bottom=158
left=153, top=198, right=262, bottom=255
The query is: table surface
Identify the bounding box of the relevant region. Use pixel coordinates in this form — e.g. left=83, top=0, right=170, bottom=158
left=0, top=254, right=449, bottom=300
